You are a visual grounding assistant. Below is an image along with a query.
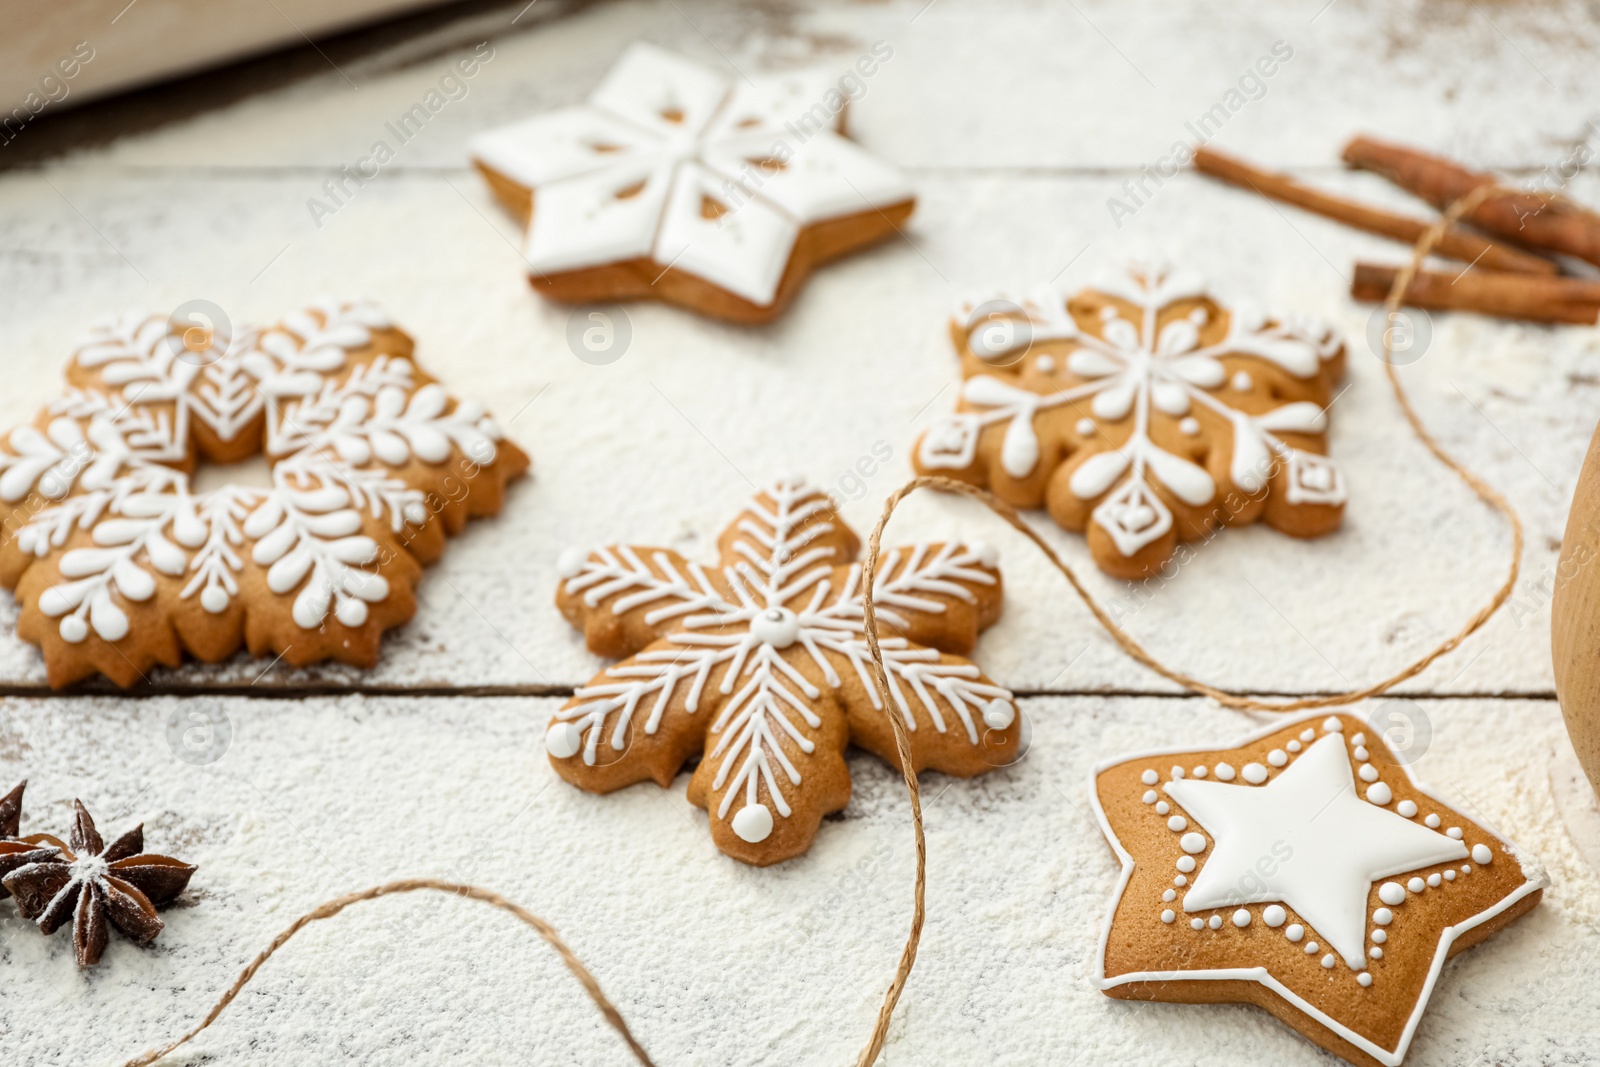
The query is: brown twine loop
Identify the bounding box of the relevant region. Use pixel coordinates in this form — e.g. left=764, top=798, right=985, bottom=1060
left=119, top=186, right=1520, bottom=1067
left=118, top=880, right=655, bottom=1067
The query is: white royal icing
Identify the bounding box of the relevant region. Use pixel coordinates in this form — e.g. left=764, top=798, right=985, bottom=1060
left=550, top=478, right=1009, bottom=842
left=1091, top=710, right=1548, bottom=1067
left=3, top=300, right=507, bottom=643
left=469, top=43, right=913, bottom=307
left=920, top=264, right=1345, bottom=559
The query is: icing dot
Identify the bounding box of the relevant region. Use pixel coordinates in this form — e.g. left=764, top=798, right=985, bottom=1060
left=1267, top=749, right=1288, bottom=767
left=1367, top=783, right=1393, bottom=805
left=982, top=699, right=1015, bottom=730
left=1322, top=717, right=1344, bottom=733
left=750, top=607, right=801, bottom=649
left=1141, top=770, right=1159, bottom=785
left=1176, top=856, right=1197, bottom=873
left=1369, top=947, right=1383, bottom=959
left=1472, top=843, right=1493, bottom=865
left=1305, top=941, right=1319, bottom=954
left=1155, top=801, right=1170, bottom=815
left=1214, top=763, right=1236, bottom=782
left=1263, top=905, right=1287, bottom=928
left=1352, top=733, right=1366, bottom=746
left=1358, top=973, right=1373, bottom=987
left=1358, top=764, right=1379, bottom=783
left=972, top=540, right=1000, bottom=568
left=1321, top=953, right=1336, bottom=969
left=1179, top=417, right=1201, bottom=436
left=1232, top=371, right=1253, bottom=391
left=1168, top=816, right=1187, bottom=832
left=1443, top=869, right=1456, bottom=881
left=1161, top=910, right=1176, bottom=924
left=1373, top=908, right=1393, bottom=925
left=1427, top=873, right=1441, bottom=888
left=1461, top=864, right=1472, bottom=874
left=1378, top=882, right=1406, bottom=906
left=1232, top=909, right=1251, bottom=928
left=1175, top=875, right=1188, bottom=886
left=1170, top=766, right=1185, bottom=780
left=1425, top=814, right=1441, bottom=829
left=1300, top=728, right=1315, bottom=742
left=545, top=721, right=583, bottom=759
left=1242, top=763, right=1269, bottom=784
left=1287, top=740, right=1302, bottom=753
left=1407, top=877, right=1425, bottom=894
left=1208, top=915, right=1223, bottom=930
left=1193, top=766, right=1208, bottom=778
left=1397, top=800, right=1418, bottom=818
left=1076, top=418, right=1096, bottom=437
left=1036, top=355, right=1056, bottom=373
left=1188, top=307, right=1207, bottom=324
left=731, top=803, right=774, bottom=843
left=1371, top=929, right=1387, bottom=944
left=1180, top=833, right=1207, bottom=854
left=1447, top=827, right=1463, bottom=840
left=1163, top=889, right=1176, bottom=902
left=1142, top=790, right=1158, bottom=804
left=556, top=547, right=588, bottom=578
left=1354, top=746, right=1369, bottom=761
left=201, top=586, right=230, bottom=614
left=403, top=502, right=428, bottom=525
left=59, top=615, right=88, bottom=644
left=1191, top=918, right=1205, bottom=930
left=1285, top=924, right=1304, bottom=942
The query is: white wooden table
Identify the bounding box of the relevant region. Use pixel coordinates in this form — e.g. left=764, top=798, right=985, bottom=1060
left=2, top=1, right=1599, bottom=1063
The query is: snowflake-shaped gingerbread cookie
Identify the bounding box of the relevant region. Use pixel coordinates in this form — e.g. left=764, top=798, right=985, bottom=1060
left=1092, top=712, right=1545, bottom=1066
left=470, top=42, right=915, bottom=324
left=0, top=300, right=528, bottom=686
left=915, top=264, right=1347, bottom=579
left=550, top=477, right=1019, bottom=865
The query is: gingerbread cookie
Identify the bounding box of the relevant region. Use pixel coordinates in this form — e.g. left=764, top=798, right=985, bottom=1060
left=0, top=300, right=528, bottom=687
left=470, top=42, right=915, bottom=325
left=914, top=264, right=1346, bottom=579
left=1091, top=712, right=1545, bottom=1066
left=549, top=476, right=1019, bottom=865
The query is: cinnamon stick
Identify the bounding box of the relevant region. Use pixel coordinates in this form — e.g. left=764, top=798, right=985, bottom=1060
left=1343, top=135, right=1600, bottom=269
left=1194, top=146, right=1557, bottom=275
left=1351, top=262, right=1600, bottom=325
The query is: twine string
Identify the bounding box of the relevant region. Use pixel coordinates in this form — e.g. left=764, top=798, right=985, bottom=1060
left=119, top=186, right=1518, bottom=1067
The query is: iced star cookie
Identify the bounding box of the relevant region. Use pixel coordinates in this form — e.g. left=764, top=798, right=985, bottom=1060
left=914, top=264, right=1346, bottom=579
left=0, top=300, right=528, bottom=687
left=1090, top=712, right=1545, bottom=1067
left=470, top=42, right=915, bottom=325
left=549, top=476, right=1019, bottom=865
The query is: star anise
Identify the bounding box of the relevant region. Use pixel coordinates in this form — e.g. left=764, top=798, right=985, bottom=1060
left=2, top=799, right=197, bottom=966
left=0, top=781, right=63, bottom=899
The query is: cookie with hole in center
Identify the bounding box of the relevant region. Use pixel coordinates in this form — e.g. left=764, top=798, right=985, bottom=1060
left=470, top=42, right=914, bottom=325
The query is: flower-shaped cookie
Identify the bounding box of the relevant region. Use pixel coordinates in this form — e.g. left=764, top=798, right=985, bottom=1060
left=1091, top=712, right=1545, bottom=1066
left=915, top=264, right=1346, bottom=579
left=550, top=477, right=1019, bottom=865
left=0, top=300, right=528, bottom=686
left=471, top=42, right=915, bottom=324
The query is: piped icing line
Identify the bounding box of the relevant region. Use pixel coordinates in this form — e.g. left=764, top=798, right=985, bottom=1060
left=1089, top=709, right=1547, bottom=1067
left=468, top=43, right=914, bottom=307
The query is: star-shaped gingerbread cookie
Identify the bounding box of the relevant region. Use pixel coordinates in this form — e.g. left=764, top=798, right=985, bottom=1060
left=550, top=476, right=1019, bottom=865
left=1090, top=712, right=1545, bottom=1067
left=470, top=43, right=915, bottom=324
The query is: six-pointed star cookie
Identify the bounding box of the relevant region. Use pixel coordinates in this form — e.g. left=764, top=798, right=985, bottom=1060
left=1090, top=712, right=1545, bottom=1067
left=549, top=476, right=1020, bottom=865
left=470, top=42, right=915, bottom=324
